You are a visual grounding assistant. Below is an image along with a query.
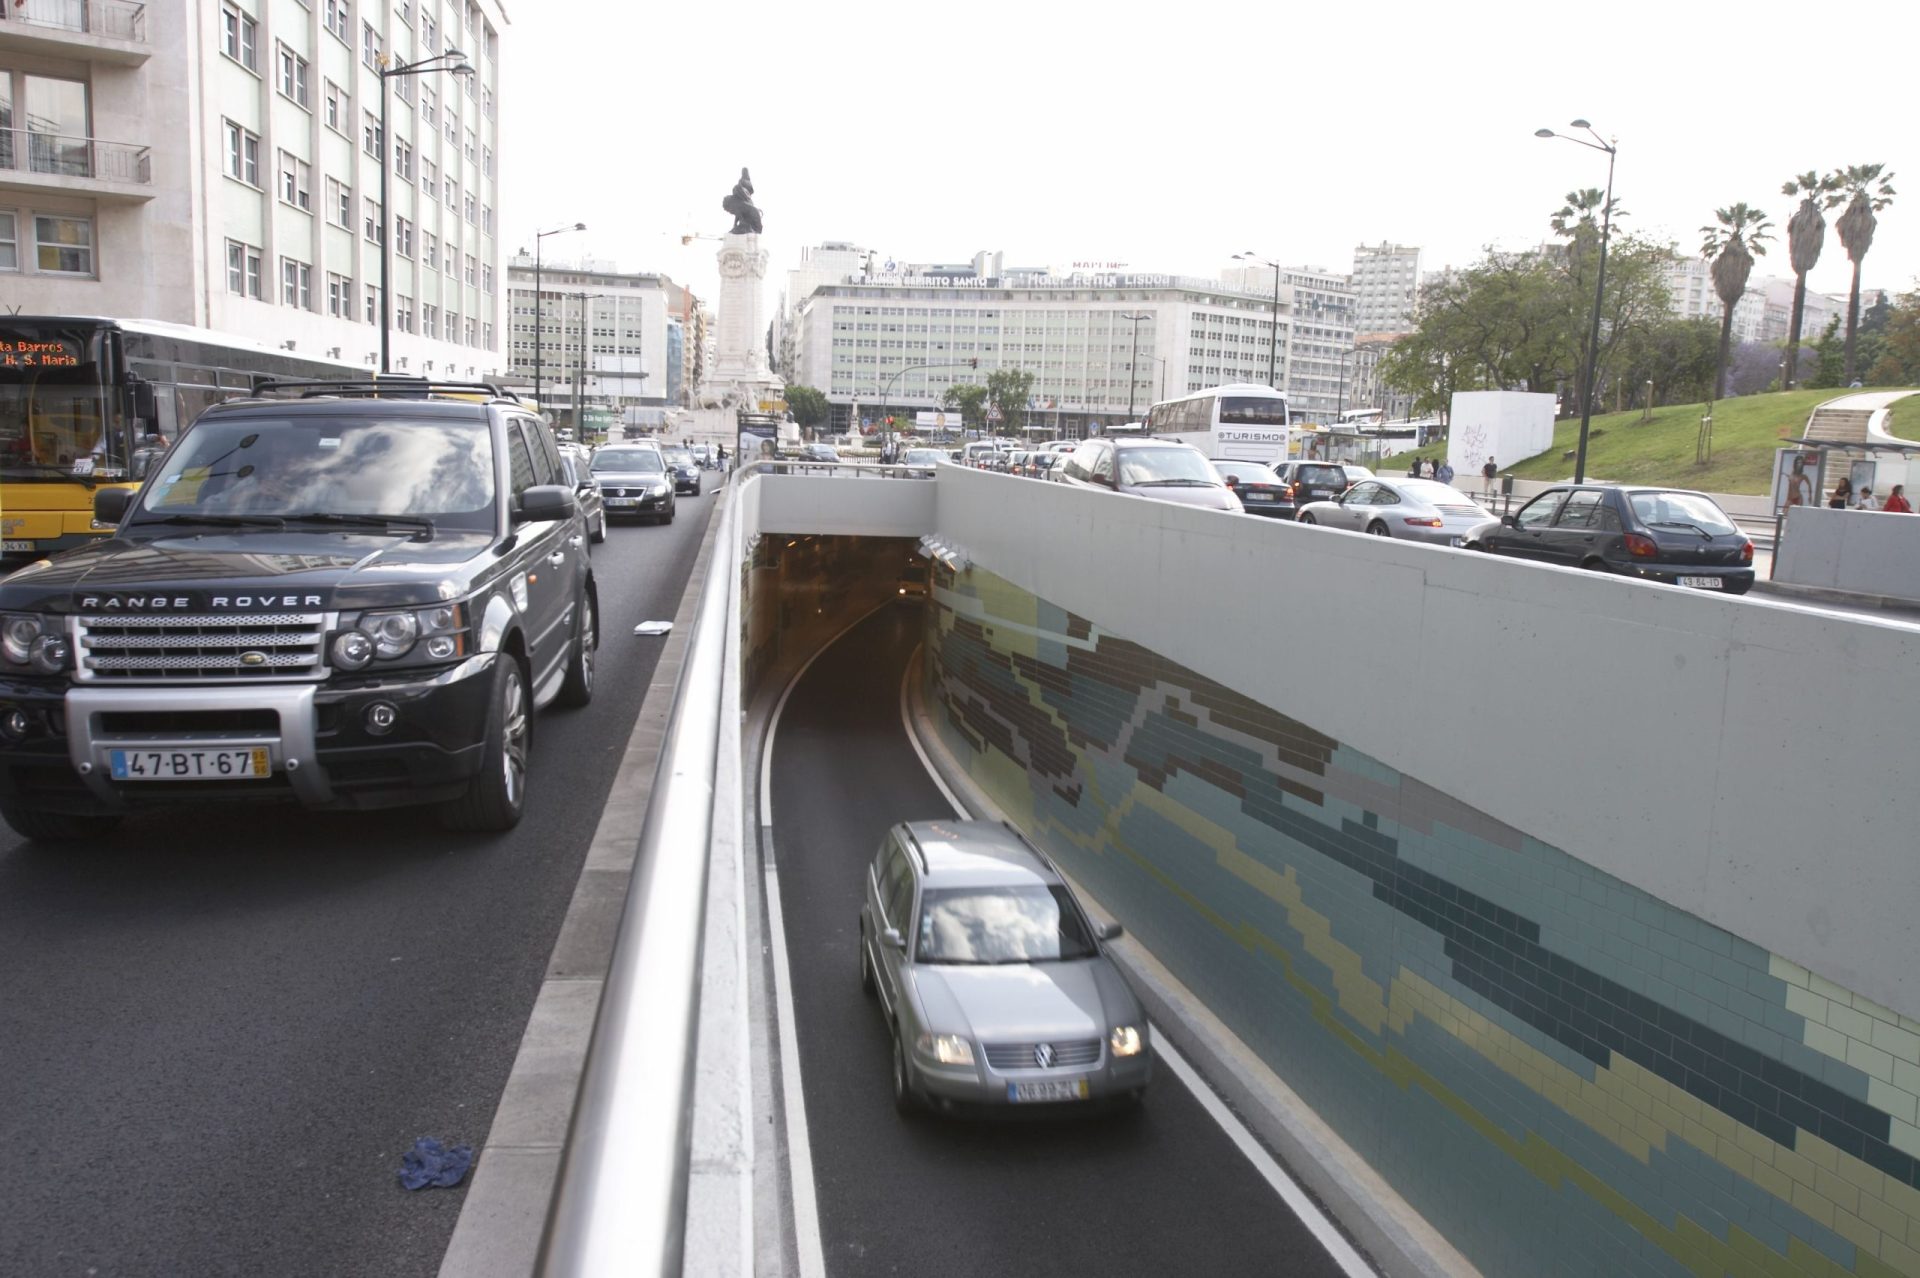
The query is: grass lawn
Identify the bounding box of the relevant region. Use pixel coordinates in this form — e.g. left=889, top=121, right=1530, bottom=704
left=1378, top=389, right=1920, bottom=494
left=1885, top=394, right=1920, bottom=442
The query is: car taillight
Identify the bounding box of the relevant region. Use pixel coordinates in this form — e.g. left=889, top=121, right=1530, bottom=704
left=1403, top=517, right=1443, bottom=528
left=1740, top=539, right=1754, bottom=562
left=1624, top=532, right=1660, bottom=558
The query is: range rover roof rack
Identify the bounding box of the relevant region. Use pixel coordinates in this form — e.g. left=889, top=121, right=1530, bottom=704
left=251, top=377, right=524, bottom=403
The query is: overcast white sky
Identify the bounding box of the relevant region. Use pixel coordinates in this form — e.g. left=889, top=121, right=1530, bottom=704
left=499, top=0, right=1914, bottom=312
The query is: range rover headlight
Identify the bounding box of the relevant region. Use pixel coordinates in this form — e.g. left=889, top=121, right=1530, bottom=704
left=1, top=614, right=44, bottom=665
left=332, top=630, right=374, bottom=670
left=363, top=610, right=420, bottom=660
left=339, top=602, right=468, bottom=668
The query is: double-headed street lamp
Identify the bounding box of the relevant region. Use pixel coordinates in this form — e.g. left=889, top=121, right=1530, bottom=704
left=377, top=49, right=474, bottom=375
left=532, top=222, right=587, bottom=410
left=1119, top=311, right=1151, bottom=420
left=1233, top=252, right=1283, bottom=389
left=1535, top=118, right=1617, bottom=485
left=566, top=291, right=603, bottom=432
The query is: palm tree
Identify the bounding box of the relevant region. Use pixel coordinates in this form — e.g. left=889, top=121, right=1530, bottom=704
left=1699, top=203, right=1774, bottom=400
left=1825, top=164, right=1897, bottom=383
left=1779, top=171, right=1838, bottom=389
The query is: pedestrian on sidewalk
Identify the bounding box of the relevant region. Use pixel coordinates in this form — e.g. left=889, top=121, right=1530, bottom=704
left=1481, top=456, right=1498, bottom=501
left=1884, top=484, right=1912, bottom=513
left=1436, top=458, right=1455, bottom=485
left=1858, top=486, right=1880, bottom=511
left=1828, top=478, right=1853, bottom=509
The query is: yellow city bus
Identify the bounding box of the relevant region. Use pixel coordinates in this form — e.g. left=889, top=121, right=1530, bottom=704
left=0, top=316, right=366, bottom=561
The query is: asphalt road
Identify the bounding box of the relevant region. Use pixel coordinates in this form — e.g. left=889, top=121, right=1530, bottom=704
left=768, top=604, right=1353, bottom=1278
left=0, top=484, right=718, bottom=1278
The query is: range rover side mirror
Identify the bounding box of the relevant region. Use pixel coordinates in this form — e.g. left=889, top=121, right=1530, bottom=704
left=882, top=927, right=906, bottom=951
left=94, top=486, right=133, bottom=525
left=516, top=483, right=577, bottom=523
left=1095, top=921, right=1124, bottom=941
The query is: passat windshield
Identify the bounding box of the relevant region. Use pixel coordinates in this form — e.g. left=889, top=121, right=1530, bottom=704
left=592, top=449, right=664, bottom=474
left=1118, top=447, right=1220, bottom=487
left=136, top=416, right=496, bottom=530
left=915, top=885, right=1097, bottom=964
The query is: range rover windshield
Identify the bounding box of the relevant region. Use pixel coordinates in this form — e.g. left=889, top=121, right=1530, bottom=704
left=133, top=416, right=497, bottom=531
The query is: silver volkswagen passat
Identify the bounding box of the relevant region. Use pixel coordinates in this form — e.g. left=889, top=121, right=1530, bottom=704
left=860, top=819, right=1153, bottom=1114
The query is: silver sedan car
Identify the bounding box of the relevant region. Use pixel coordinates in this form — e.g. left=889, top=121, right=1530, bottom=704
left=1295, top=477, right=1493, bottom=545
left=861, top=820, right=1153, bottom=1114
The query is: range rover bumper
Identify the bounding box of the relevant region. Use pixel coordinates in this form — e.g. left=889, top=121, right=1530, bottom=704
left=0, top=654, right=498, bottom=814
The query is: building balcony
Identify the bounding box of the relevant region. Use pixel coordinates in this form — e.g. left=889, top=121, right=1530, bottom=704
left=0, top=0, right=149, bottom=62
left=0, top=128, right=153, bottom=202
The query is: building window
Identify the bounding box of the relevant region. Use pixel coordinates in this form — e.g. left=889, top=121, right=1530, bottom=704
left=463, top=193, right=475, bottom=224
left=0, top=212, right=15, bottom=271
left=395, top=217, right=412, bottom=256
left=326, top=176, right=351, bottom=227
left=281, top=257, right=312, bottom=308
left=422, top=232, right=438, bottom=270
left=463, top=128, right=475, bottom=162
left=444, top=179, right=457, bottom=212
left=420, top=86, right=435, bottom=126
left=277, top=151, right=311, bottom=209
left=363, top=199, right=383, bottom=244
left=422, top=304, right=437, bottom=339
left=327, top=273, right=353, bottom=318
left=361, top=20, right=382, bottom=69
left=222, top=3, right=258, bottom=70
left=393, top=139, right=412, bottom=181
left=34, top=215, right=93, bottom=274
left=481, top=263, right=492, bottom=294
left=480, top=204, right=492, bottom=234
left=324, top=80, right=348, bottom=132
left=481, top=144, right=492, bottom=177
left=226, top=240, right=262, bottom=298
left=420, top=158, right=436, bottom=199
left=223, top=120, right=260, bottom=186
left=463, top=252, right=475, bottom=285
left=361, top=111, right=382, bottom=159
left=464, top=316, right=477, bottom=346
left=482, top=85, right=493, bottom=120
left=396, top=296, right=413, bottom=333
left=443, top=112, right=456, bottom=144
left=324, top=0, right=350, bottom=40
left=365, top=286, right=379, bottom=324
left=483, top=321, right=493, bottom=348
left=420, top=14, right=435, bottom=49
left=276, top=45, right=310, bottom=106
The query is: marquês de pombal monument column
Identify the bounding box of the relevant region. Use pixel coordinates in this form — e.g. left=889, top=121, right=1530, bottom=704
left=700, top=167, right=783, bottom=414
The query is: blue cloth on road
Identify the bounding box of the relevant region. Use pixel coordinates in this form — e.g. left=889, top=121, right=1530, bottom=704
left=398, top=1137, right=473, bottom=1190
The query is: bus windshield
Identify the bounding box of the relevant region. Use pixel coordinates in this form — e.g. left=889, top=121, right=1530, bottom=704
left=0, top=323, right=125, bottom=482
left=1218, top=396, right=1288, bottom=426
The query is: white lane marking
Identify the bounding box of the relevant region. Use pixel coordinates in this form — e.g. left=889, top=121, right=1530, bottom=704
left=895, top=657, right=1378, bottom=1278
left=759, top=602, right=890, bottom=1278
left=898, top=644, right=969, bottom=816
left=1152, top=1033, right=1378, bottom=1277
left=761, top=854, right=827, bottom=1278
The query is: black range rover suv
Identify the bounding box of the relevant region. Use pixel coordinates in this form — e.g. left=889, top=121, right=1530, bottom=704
left=0, top=380, right=599, bottom=841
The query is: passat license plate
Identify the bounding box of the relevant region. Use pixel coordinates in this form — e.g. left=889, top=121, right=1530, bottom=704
left=1246, top=492, right=1275, bottom=501
left=606, top=497, right=637, bottom=507
left=1008, top=1078, right=1090, bottom=1103
left=110, top=747, right=271, bottom=780
left=1677, top=576, right=1724, bottom=589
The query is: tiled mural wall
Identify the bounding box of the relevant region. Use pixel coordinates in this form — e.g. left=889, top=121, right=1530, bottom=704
left=927, top=564, right=1920, bottom=1278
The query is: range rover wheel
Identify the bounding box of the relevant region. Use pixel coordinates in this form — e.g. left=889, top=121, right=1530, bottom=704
left=860, top=924, right=876, bottom=996
left=590, top=512, right=606, bottom=544
left=557, top=591, right=597, bottom=709
left=0, top=804, right=122, bottom=843
left=892, top=1029, right=920, bottom=1115
left=439, top=654, right=530, bottom=832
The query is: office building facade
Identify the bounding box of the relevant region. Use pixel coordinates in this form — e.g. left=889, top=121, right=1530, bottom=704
left=1350, top=241, right=1421, bottom=335
left=505, top=257, right=672, bottom=420
left=0, top=0, right=506, bottom=375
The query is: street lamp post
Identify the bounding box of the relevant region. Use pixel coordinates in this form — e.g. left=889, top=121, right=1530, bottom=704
left=1535, top=118, right=1617, bottom=485
left=377, top=49, right=474, bottom=374
left=1233, top=252, right=1283, bottom=389
left=532, top=222, right=587, bottom=411
left=568, top=291, right=603, bottom=435
left=1119, top=312, right=1150, bottom=421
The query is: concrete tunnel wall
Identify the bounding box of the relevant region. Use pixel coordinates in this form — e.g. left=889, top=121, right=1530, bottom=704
left=736, top=467, right=1920, bottom=1276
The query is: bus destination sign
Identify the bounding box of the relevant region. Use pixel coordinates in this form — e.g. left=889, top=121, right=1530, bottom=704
left=0, top=338, right=83, bottom=369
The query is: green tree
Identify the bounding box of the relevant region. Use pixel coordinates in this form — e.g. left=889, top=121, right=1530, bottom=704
left=1866, top=290, right=1920, bottom=386
left=941, top=382, right=990, bottom=433
left=784, top=384, right=829, bottom=431
left=1825, top=164, right=1897, bottom=383
left=1807, top=316, right=1846, bottom=388
left=1779, top=170, right=1840, bottom=389
left=985, top=367, right=1034, bottom=435
left=1613, top=318, right=1722, bottom=407
left=1699, top=202, right=1773, bottom=400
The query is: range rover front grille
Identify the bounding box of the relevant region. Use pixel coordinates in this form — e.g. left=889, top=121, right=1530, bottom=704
left=75, top=613, right=328, bottom=682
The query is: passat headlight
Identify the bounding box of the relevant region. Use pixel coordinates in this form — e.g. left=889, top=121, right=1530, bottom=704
left=1, top=614, right=44, bottom=665
left=1109, top=1026, right=1145, bottom=1058
left=652, top=482, right=671, bottom=496
left=916, top=1033, right=974, bottom=1066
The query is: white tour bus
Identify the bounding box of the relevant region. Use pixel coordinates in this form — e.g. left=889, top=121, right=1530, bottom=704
left=1143, top=383, right=1290, bottom=465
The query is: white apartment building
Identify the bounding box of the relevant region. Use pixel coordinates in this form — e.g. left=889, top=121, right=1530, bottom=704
left=786, top=271, right=1351, bottom=434
left=505, top=257, right=672, bottom=421
left=1222, top=263, right=1358, bottom=420
left=0, top=0, right=506, bottom=375
left=1350, top=241, right=1421, bottom=335
left=1662, top=256, right=1768, bottom=344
